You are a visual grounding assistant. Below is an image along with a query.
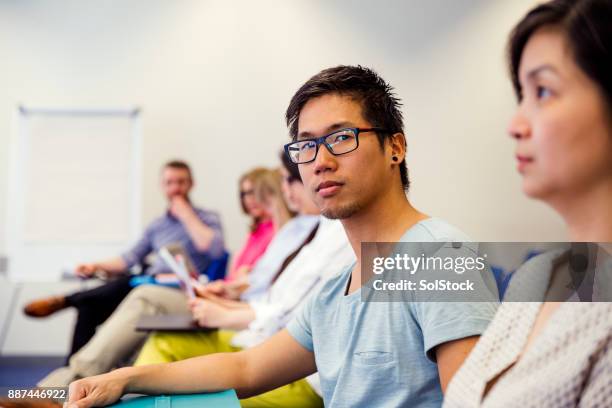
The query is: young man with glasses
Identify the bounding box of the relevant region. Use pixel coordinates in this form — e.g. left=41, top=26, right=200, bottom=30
left=67, top=66, right=496, bottom=408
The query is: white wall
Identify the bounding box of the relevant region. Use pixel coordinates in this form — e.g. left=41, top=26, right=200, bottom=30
left=0, top=0, right=566, bottom=262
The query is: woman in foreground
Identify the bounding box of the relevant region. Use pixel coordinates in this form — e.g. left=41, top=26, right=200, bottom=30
left=444, top=0, right=612, bottom=406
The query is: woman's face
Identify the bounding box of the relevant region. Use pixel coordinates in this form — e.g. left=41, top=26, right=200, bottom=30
left=279, top=166, right=301, bottom=213
left=280, top=166, right=319, bottom=214
left=241, top=179, right=266, bottom=218
left=508, top=27, right=612, bottom=201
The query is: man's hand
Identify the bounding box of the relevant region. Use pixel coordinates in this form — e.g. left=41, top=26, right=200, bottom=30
left=67, top=370, right=129, bottom=408
left=169, top=196, right=196, bottom=222
left=73, top=257, right=127, bottom=278
left=168, top=196, right=218, bottom=253
left=74, top=263, right=98, bottom=279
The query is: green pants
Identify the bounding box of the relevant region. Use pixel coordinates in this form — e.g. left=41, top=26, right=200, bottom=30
left=135, top=330, right=323, bottom=407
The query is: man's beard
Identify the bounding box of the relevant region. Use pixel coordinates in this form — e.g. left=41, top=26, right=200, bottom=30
left=321, top=201, right=363, bottom=220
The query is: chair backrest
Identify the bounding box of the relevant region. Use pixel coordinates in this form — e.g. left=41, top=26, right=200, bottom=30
left=205, top=251, right=230, bottom=281
left=490, top=265, right=507, bottom=299
left=495, top=249, right=543, bottom=300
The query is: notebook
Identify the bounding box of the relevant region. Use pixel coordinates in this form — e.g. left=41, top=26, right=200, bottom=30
left=135, top=314, right=216, bottom=332
left=107, top=390, right=240, bottom=408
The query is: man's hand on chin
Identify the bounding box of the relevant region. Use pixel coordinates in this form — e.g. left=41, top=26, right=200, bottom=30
left=169, top=196, right=194, bottom=221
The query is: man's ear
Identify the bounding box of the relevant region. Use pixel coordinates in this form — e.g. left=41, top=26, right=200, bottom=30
left=388, top=132, right=407, bottom=163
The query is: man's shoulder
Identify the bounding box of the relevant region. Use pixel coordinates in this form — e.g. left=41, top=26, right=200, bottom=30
left=401, top=217, right=470, bottom=242
left=144, top=213, right=172, bottom=230
left=193, top=206, right=221, bottom=222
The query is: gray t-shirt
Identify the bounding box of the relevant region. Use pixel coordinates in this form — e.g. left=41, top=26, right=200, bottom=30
left=287, top=217, right=498, bottom=407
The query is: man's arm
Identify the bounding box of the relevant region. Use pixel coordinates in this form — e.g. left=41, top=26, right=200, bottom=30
left=119, top=225, right=155, bottom=274
left=67, top=330, right=316, bottom=408
left=170, top=197, right=222, bottom=254
left=75, top=257, right=128, bottom=278
left=95, top=257, right=128, bottom=273
left=78, top=223, right=156, bottom=278
left=435, top=335, right=480, bottom=392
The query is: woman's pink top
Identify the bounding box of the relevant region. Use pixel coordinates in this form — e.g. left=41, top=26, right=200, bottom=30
left=226, top=220, right=275, bottom=281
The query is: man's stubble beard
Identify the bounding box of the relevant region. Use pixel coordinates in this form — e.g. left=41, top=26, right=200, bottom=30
left=321, top=201, right=363, bottom=220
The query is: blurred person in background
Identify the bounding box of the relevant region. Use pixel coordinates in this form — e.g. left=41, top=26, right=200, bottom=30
left=223, top=168, right=277, bottom=282
left=36, top=166, right=295, bottom=388
left=23, top=160, right=224, bottom=361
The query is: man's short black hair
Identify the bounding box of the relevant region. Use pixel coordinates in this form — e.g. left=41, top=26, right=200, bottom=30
left=285, top=65, right=409, bottom=190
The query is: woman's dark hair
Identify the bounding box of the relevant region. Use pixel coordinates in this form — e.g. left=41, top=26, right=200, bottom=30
left=285, top=65, right=409, bottom=190
left=508, top=0, right=612, bottom=112
left=279, top=149, right=301, bottom=183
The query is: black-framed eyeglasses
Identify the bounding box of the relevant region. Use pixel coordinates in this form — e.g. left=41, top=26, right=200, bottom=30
left=284, top=127, right=388, bottom=164
left=240, top=189, right=255, bottom=199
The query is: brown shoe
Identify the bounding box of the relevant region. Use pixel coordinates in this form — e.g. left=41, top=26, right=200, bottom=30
left=23, top=296, right=67, bottom=318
